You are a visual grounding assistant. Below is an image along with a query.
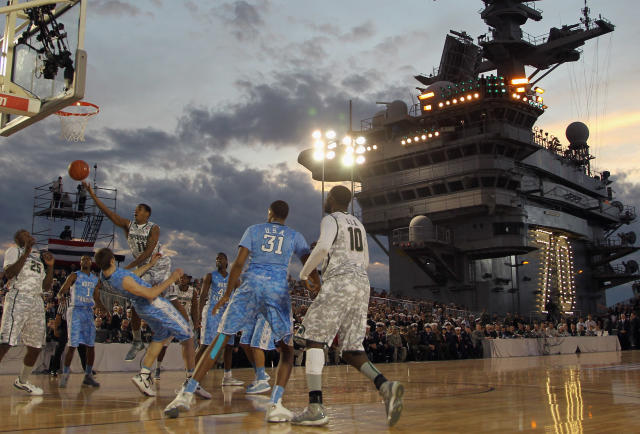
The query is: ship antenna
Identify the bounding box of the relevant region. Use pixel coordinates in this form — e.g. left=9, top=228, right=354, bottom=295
left=581, top=0, right=591, bottom=29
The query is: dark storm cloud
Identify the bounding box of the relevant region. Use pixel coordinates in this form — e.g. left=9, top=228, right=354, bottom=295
left=176, top=70, right=379, bottom=151
left=186, top=0, right=270, bottom=41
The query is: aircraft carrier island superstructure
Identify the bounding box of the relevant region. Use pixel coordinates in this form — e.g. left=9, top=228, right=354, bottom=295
left=299, top=0, right=639, bottom=316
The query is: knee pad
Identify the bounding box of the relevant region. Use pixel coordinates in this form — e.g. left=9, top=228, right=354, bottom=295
left=305, top=348, right=325, bottom=375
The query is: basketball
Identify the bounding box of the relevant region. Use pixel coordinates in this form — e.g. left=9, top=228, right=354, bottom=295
left=68, top=160, right=90, bottom=181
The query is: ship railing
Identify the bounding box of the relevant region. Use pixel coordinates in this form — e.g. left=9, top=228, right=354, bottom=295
left=479, top=29, right=548, bottom=46
left=369, top=296, right=433, bottom=314
left=391, top=226, right=452, bottom=246
left=360, top=117, right=374, bottom=131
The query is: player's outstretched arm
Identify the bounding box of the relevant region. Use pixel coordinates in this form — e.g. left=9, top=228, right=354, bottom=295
left=190, top=290, right=200, bottom=330
left=3, top=237, right=35, bottom=280
left=125, top=225, right=160, bottom=269
left=132, top=253, right=162, bottom=277
left=211, top=247, right=249, bottom=316
left=198, top=273, right=211, bottom=321
left=57, top=272, right=77, bottom=300
left=122, top=269, right=183, bottom=302
left=82, top=181, right=130, bottom=231
left=42, top=251, right=55, bottom=291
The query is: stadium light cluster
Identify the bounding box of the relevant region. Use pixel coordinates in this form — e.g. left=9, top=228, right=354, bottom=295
left=311, top=129, right=369, bottom=167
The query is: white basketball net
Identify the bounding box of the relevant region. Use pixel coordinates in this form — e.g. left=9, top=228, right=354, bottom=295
left=56, top=102, right=99, bottom=142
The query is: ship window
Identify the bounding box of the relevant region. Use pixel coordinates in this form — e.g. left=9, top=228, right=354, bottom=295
left=462, top=144, right=477, bottom=156
left=464, top=177, right=479, bottom=189
left=385, top=161, right=400, bottom=172
left=369, top=164, right=387, bottom=176
left=479, top=143, right=493, bottom=154
left=481, top=176, right=495, bottom=187
left=416, top=154, right=431, bottom=166
left=417, top=186, right=432, bottom=197
left=506, top=110, right=516, bottom=122
left=373, top=195, right=387, bottom=206
left=495, top=144, right=505, bottom=155
left=431, top=151, right=446, bottom=163
left=400, top=158, right=416, bottom=170
left=497, top=176, right=508, bottom=188
left=493, top=222, right=523, bottom=235
left=400, top=190, right=416, bottom=200
left=433, top=183, right=448, bottom=195
left=446, top=148, right=463, bottom=159
left=448, top=180, right=464, bottom=192
left=507, top=180, right=520, bottom=190
left=387, top=191, right=401, bottom=204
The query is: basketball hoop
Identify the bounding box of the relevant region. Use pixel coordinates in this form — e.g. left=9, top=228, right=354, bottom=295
left=55, top=101, right=100, bottom=142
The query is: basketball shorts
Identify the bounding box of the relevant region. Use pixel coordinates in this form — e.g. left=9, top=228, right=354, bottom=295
left=134, top=297, right=193, bottom=342
left=200, top=303, right=235, bottom=346
left=218, top=274, right=292, bottom=345
left=300, top=272, right=370, bottom=354
left=0, top=291, right=46, bottom=349
left=140, top=256, right=178, bottom=300
left=240, top=313, right=277, bottom=351
left=67, top=306, right=96, bottom=347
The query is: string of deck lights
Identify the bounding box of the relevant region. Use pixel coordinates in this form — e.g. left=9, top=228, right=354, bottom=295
left=533, top=228, right=576, bottom=314
left=401, top=130, right=440, bottom=146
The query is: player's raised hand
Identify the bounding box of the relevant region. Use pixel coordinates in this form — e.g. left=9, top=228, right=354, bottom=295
left=24, top=234, right=35, bottom=250
left=42, top=251, right=55, bottom=267
left=82, top=181, right=95, bottom=197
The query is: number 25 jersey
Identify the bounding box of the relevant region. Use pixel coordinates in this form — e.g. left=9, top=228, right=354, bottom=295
left=2, top=246, right=45, bottom=296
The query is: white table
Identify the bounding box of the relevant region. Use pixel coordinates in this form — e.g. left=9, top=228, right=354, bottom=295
left=482, top=336, right=621, bottom=358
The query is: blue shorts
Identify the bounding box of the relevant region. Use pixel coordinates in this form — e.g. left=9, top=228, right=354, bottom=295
left=201, top=304, right=235, bottom=346
left=240, top=314, right=276, bottom=351
left=218, top=275, right=292, bottom=345
left=135, top=297, right=193, bottom=342
left=67, top=306, right=95, bottom=348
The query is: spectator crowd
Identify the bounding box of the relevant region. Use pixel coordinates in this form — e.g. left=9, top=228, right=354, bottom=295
left=2, top=268, right=639, bottom=375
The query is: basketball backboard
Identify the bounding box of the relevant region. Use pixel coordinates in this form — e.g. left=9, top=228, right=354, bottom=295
left=0, top=0, right=87, bottom=137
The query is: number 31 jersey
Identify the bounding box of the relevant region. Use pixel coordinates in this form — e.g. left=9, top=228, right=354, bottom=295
left=239, top=223, right=310, bottom=276
left=322, top=212, right=369, bottom=279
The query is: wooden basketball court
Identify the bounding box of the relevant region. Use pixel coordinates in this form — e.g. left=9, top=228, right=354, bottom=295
left=1, top=351, right=639, bottom=433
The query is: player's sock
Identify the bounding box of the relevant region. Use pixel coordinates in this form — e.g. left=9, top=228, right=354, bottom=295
left=359, top=361, right=387, bottom=390
left=224, top=370, right=232, bottom=378
left=85, top=364, right=93, bottom=376
left=186, top=369, right=194, bottom=378
left=140, top=365, right=152, bottom=376
left=306, top=348, right=324, bottom=404
left=156, top=360, right=163, bottom=370
left=184, top=377, right=199, bottom=393
left=132, top=330, right=142, bottom=342
left=256, top=366, right=268, bottom=381
left=63, top=365, right=71, bottom=374
left=19, top=364, right=34, bottom=383
left=270, top=385, right=284, bottom=404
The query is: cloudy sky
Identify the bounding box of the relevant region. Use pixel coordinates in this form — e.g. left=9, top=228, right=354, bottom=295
left=1, top=0, right=639, bottom=296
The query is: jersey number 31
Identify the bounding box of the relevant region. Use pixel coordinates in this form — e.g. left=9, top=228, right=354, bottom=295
left=261, top=234, right=284, bottom=255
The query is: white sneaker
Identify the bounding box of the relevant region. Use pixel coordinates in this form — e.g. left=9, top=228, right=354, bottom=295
left=131, top=372, right=156, bottom=397
left=222, top=376, right=244, bottom=386
left=13, top=378, right=43, bottom=396
left=164, top=390, right=194, bottom=418
left=195, top=385, right=212, bottom=400
left=265, top=399, right=293, bottom=423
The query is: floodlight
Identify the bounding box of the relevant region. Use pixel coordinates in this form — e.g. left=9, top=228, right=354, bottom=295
left=355, top=136, right=366, bottom=145
left=312, top=130, right=322, bottom=140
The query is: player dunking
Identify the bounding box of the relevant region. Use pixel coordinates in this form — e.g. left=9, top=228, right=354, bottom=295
left=293, top=186, right=404, bottom=426
left=196, top=252, right=244, bottom=387
left=84, top=181, right=176, bottom=361
left=56, top=255, right=108, bottom=388
left=0, top=229, right=55, bottom=395
left=164, top=200, right=320, bottom=420
left=94, top=248, right=198, bottom=397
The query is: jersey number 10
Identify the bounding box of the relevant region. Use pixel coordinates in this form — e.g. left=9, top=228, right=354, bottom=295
left=261, top=234, right=284, bottom=255
left=347, top=227, right=364, bottom=252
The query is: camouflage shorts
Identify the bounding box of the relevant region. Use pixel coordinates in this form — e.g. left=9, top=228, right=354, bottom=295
left=300, top=272, right=370, bottom=353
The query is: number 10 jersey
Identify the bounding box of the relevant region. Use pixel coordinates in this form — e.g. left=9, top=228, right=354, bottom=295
left=321, top=212, right=370, bottom=280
